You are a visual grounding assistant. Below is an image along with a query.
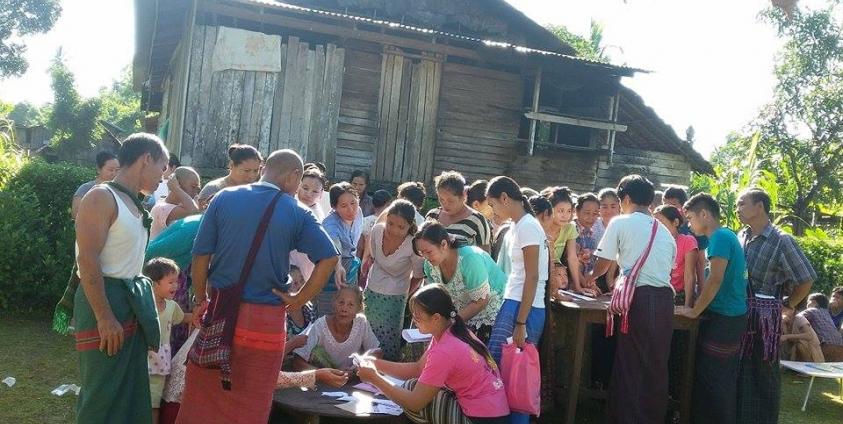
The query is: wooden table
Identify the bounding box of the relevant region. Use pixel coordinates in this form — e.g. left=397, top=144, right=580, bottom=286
left=549, top=296, right=699, bottom=424
left=273, top=379, right=406, bottom=424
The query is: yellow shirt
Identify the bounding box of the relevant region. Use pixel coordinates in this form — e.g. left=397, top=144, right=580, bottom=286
left=552, top=223, right=579, bottom=262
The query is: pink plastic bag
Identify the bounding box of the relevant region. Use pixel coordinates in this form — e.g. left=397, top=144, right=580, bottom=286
left=501, top=341, right=541, bottom=416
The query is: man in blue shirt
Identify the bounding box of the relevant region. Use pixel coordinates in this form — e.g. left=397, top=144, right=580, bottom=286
left=180, top=149, right=339, bottom=423
left=678, top=193, right=747, bottom=424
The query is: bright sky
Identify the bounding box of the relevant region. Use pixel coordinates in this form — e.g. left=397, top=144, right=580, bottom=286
left=0, top=0, right=790, bottom=158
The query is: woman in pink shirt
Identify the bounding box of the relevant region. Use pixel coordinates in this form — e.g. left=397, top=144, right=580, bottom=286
left=654, top=205, right=698, bottom=307
left=358, top=284, right=510, bottom=424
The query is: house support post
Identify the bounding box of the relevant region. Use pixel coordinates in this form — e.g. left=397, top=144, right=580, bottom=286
left=528, top=66, right=542, bottom=156
left=608, top=91, right=620, bottom=164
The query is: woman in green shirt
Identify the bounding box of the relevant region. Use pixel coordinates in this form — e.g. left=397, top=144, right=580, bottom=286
left=413, top=221, right=505, bottom=342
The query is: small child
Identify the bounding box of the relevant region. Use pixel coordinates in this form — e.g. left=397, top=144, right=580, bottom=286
left=144, top=258, right=192, bottom=424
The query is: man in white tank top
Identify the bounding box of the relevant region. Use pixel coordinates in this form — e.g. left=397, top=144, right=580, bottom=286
left=74, top=133, right=169, bottom=423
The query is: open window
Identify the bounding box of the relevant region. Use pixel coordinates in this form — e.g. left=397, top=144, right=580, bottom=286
left=518, top=68, right=626, bottom=154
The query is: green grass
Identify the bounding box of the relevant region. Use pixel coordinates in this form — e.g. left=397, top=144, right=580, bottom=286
left=0, top=317, right=841, bottom=423
left=0, top=315, right=79, bottom=424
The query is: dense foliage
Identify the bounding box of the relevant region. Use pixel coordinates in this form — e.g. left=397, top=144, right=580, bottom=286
left=0, top=0, right=62, bottom=78
left=798, top=236, right=843, bottom=296
left=46, top=52, right=103, bottom=155
left=693, top=2, right=843, bottom=236
left=0, top=144, right=93, bottom=312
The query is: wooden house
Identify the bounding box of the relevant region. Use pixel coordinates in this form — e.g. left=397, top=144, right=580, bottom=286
left=134, top=0, right=712, bottom=193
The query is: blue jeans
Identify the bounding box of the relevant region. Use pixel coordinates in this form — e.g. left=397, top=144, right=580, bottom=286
left=487, top=299, right=545, bottom=424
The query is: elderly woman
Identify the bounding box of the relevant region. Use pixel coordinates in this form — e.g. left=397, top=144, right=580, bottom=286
left=149, top=167, right=201, bottom=240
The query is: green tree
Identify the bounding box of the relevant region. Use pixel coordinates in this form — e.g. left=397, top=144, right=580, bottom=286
left=97, top=66, right=143, bottom=134
left=546, top=20, right=615, bottom=62
left=6, top=101, right=46, bottom=126
left=753, top=3, right=843, bottom=234
left=0, top=0, right=62, bottom=78
left=45, top=51, right=102, bottom=155
left=0, top=100, right=12, bottom=117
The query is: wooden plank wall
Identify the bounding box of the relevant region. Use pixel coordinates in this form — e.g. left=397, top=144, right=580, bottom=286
left=334, top=48, right=381, bottom=182
left=595, top=146, right=692, bottom=189
left=372, top=52, right=441, bottom=184
left=508, top=150, right=598, bottom=193
left=160, top=37, right=189, bottom=156
left=180, top=26, right=345, bottom=170
left=434, top=63, right=521, bottom=182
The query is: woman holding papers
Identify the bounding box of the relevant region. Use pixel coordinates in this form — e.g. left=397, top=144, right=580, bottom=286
left=358, top=284, right=510, bottom=424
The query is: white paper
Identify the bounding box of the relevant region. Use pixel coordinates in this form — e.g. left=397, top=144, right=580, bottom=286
left=334, top=391, right=403, bottom=416
left=2, top=377, right=15, bottom=387
left=322, top=391, right=348, bottom=398
left=401, top=328, right=432, bottom=343
left=51, top=384, right=81, bottom=396
left=212, top=27, right=283, bottom=72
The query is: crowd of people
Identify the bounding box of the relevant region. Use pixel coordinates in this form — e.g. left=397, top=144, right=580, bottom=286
left=65, top=134, right=840, bottom=424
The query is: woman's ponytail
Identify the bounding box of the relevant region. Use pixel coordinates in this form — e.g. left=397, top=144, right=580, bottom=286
left=487, top=176, right=533, bottom=216
left=411, top=284, right=496, bottom=368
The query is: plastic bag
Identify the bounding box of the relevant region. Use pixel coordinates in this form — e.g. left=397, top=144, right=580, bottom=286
left=345, top=257, right=361, bottom=286
left=500, top=341, right=541, bottom=416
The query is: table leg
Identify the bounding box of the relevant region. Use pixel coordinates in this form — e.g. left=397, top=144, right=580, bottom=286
left=565, top=314, right=587, bottom=424
left=679, top=324, right=698, bottom=424
left=801, top=376, right=815, bottom=412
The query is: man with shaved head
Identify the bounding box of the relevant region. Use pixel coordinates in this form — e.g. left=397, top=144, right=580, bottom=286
left=150, top=166, right=202, bottom=240
left=178, top=149, right=339, bottom=423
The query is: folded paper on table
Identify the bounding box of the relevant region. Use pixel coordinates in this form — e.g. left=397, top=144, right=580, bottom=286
left=335, top=391, right=403, bottom=416
left=322, top=391, right=349, bottom=398
left=402, top=328, right=432, bottom=343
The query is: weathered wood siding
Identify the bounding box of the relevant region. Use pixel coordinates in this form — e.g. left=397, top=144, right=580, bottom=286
left=179, top=26, right=344, bottom=170
left=373, top=51, right=442, bottom=184
left=334, top=48, right=381, bottom=182
left=595, top=146, right=692, bottom=188
left=508, top=150, right=598, bottom=193
left=433, top=63, right=521, bottom=182
left=160, top=35, right=190, bottom=156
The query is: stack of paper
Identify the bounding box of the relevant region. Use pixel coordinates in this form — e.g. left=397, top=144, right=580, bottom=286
left=402, top=328, right=432, bottom=343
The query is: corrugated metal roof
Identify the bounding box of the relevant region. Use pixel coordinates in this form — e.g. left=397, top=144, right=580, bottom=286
left=232, top=0, right=646, bottom=74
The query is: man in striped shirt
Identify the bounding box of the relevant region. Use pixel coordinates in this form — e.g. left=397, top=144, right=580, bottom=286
left=735, top=188, right=816, bottom=424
